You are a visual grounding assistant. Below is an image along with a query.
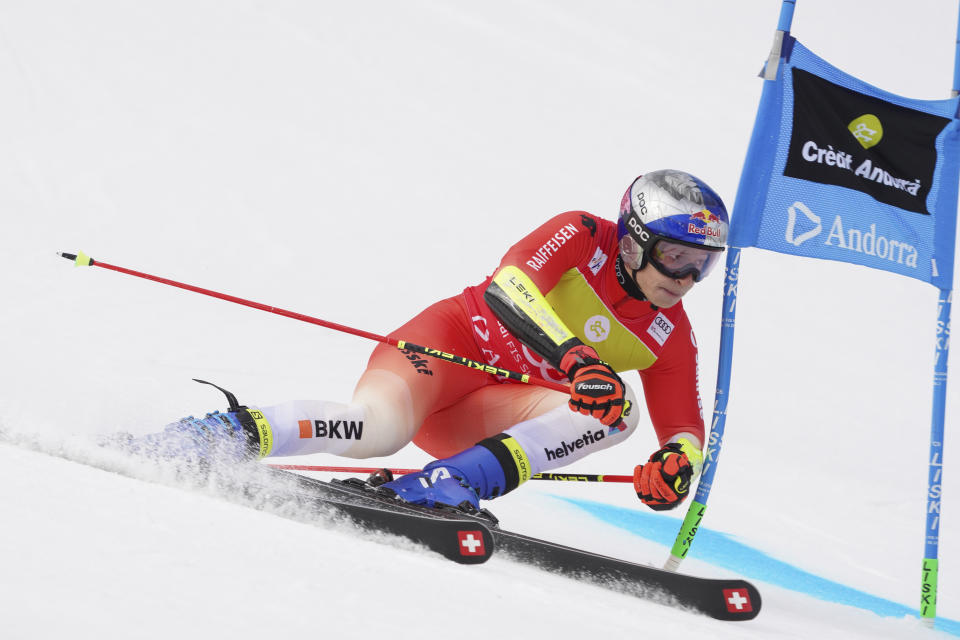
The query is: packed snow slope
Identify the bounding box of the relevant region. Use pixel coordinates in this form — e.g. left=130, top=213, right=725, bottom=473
left=1, top=1, right=958, bottom=638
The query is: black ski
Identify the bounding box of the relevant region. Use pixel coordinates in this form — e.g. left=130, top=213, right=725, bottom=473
left=264, top=469, right=494, bottom=565
left=490, top=527, right=760, bottom=621
left=267, top=469, right=760, bottom=620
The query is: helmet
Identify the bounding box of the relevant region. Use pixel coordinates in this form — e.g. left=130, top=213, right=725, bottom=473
left=617, top=170, right=728, bottom=282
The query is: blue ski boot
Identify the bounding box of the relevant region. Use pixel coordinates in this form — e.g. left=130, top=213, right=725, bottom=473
left=379, top=434, right=533, bottom=511
left=121, top=379, right=272, bottom=462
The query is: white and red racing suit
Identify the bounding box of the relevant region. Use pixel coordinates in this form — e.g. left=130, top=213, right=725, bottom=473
left=257, top=211, right=705, bottom=482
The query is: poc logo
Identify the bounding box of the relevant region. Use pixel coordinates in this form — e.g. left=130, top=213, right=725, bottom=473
left=626, top=213, right=650, bottom=243
left=635, top=191, right=648, bottom=215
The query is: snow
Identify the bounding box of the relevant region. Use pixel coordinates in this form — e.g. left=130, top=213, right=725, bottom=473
left=1, top=0, right=958, bottom=637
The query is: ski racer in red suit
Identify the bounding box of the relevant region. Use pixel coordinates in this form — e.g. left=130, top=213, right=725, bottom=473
left=140, top=170, right=729, bottom=512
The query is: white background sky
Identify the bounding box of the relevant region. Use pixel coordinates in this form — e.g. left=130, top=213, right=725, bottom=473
left=1, top=1, right=958, bottom=637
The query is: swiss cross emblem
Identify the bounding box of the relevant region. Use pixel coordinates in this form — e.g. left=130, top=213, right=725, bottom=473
left=723, top=588, right=753, bottom=613
left=457, top=530, right=486, bottom=556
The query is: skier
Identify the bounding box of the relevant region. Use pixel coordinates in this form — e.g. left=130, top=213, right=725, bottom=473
left=138, top=170, right=728, bottom=513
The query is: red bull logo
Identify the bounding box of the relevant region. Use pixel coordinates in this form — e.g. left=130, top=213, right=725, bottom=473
left=688, top=209, right=723, bottom=238
left=689, top=209, right=720, bottom=223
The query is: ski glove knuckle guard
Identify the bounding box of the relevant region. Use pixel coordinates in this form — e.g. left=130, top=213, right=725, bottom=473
left=633, top=443, right=693, bottom=511
left=560, top=345, right=627, bottom=428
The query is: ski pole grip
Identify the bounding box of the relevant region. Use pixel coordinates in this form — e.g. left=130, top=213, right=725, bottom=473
left=395, top=340, right=568, bottom=393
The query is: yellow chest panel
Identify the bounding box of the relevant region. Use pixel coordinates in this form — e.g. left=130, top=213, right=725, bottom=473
left=545, top=269, right=659, bottom=372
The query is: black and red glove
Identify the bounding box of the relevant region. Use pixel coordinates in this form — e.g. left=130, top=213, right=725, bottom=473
left=560, top=344, right=627, bottom=427
left=634, top=443, right=693, bottom=511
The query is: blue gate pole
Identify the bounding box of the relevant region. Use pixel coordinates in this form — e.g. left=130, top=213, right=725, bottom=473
left=922, top=290, right=953, bottom=625
left=664, top=0, right=796, bottom=573
left=953, top=1, right=960, bottom=100
left=922, top=3, right=960, bottom=625
left=664, top=248, right=741, bottom=570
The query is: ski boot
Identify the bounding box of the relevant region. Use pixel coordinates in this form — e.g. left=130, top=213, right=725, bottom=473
left=377, top=434, right=532, bottom=511
left=118, top=379, right=272, bottom=462
left=375, top=466, right=481, bottom=511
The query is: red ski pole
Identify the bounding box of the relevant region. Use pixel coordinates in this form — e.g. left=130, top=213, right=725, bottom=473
left=57, top=251, right=569, bottom=393
left=267, top=463, right=633, bottom=483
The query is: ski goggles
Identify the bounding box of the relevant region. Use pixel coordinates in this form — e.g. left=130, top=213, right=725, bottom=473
left=648, top=239, right=723, bottom=282
left=621, top=235, right=723, bottom=282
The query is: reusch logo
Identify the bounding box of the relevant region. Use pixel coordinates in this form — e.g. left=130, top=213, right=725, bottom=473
left=575, top=382, right=614, bottom=393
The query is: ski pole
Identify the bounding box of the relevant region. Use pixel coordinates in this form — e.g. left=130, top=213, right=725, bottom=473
left=267, top=463, right=633, bottom=483
left=57, top=251, right=568, bottom=393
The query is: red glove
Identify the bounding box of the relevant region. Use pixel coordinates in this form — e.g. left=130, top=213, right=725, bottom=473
left=560, top=345, right=627, bottom=427
left=634, top=443, right=693, bottom=511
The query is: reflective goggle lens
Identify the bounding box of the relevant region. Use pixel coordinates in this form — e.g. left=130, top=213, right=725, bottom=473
left=649, top=240, right=721, bottom=282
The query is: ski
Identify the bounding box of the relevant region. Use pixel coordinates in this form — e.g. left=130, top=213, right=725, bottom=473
left=264, top=469, right=494, bottom=565
left=490, top=526, right=760, bottom=621
left=267, top=469, right=760, bottom=620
